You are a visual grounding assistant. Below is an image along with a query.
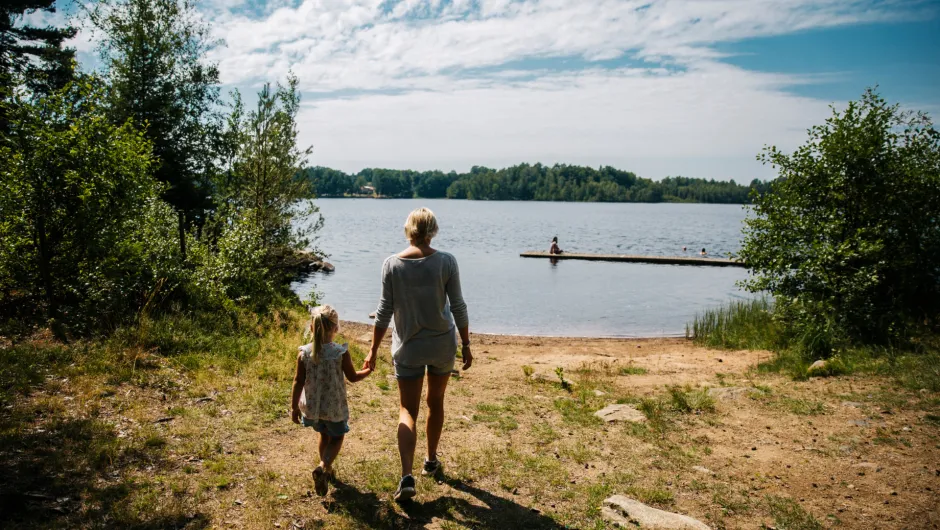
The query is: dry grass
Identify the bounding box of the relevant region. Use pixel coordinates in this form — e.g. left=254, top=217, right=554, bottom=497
left=0, top=319, right=937, bottom=529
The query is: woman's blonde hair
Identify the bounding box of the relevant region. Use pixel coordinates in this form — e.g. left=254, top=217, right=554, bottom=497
left=307, top=305, right=339, bottom=363
left=404, top=207, right=439, bottom=244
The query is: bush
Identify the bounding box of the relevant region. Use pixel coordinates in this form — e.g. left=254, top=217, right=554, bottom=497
left=740, top=89, right=940, bottom=352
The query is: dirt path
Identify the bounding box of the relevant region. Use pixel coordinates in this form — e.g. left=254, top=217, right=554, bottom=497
left=2, top=323, right=937, bottom=529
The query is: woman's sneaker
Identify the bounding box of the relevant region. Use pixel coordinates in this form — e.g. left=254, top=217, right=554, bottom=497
left=394, top=475, right=416, bottom=502
left=422, top=458, right=442, bottom=476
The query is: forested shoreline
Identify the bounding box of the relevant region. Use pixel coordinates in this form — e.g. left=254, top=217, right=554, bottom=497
left=300, top=164, right=769, bottom=203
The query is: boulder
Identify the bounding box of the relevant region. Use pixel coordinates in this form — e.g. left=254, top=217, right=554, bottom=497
left=602, top=496, right=710, bottom=529
left=594, top=404, right=646, bottom=423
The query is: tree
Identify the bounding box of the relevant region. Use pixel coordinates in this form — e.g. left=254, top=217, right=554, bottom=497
left=739, top=89, right=940, bottom=351
left=216, top=74, right=320, bottom=255
left=92, top=0, right=220, bottom=217
left=1, top=0, right=77, bottom=131
left=0, top=78, right=159, bottom=330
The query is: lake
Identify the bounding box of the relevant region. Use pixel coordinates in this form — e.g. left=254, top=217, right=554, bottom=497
left=291, top=199, right=753, bottom=337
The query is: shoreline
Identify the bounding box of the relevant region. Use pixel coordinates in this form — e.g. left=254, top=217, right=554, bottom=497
left=340, top=320, right=688, bottom=343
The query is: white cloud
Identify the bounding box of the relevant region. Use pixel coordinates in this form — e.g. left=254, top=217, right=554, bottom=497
left=31, top=0, right=937, bottom=179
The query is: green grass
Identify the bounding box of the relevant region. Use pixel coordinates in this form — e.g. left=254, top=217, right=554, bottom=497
left=619, top=365, right=648, bottom=376
left=687, top=297, right=779, bottom=350
left=766, top=495, right=823, bottom=530
left=668, top=385, right=716, bottom=414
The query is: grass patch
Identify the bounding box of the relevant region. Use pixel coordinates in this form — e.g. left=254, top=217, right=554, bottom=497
left=668, top=385, right=716, bottom=414
left=766, top=495, right=823, bottom=530
left=619, top=365, right=648, bottom=376
left=553, top=394, right=602, bottom=427
left=781, top=397, right=827, bottom=416
left=687, top=297, right=779, bottom=350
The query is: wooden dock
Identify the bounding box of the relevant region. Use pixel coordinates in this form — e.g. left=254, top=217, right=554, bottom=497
left=520, top=251, right=745, bottom=268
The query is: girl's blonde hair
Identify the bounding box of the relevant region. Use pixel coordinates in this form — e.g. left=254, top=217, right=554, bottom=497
left=308, top=305, right=339, bottom=363
left=404, top=207, right=438, bottom=244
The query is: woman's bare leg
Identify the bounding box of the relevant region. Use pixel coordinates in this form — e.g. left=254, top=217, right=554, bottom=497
left=425, top=373, right=450, bottom=462
left=397, top=376, right=424, bottom=477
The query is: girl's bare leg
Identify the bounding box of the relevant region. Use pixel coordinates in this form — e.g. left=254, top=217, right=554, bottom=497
left=321, top=435, right=344, bottom=473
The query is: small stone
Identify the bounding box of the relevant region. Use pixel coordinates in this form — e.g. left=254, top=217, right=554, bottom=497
left=594, top=389, right=608, bottom=397
left=594, top=404, right=647, bottom=423
left=691, top=466, right=714, bottom=475
left=841, top=401, right=863, bottom=408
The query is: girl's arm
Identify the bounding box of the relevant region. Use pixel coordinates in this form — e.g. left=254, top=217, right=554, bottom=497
left=290, top=355, right=306, bottom=424
left=342, top=351, right=372, bottom=382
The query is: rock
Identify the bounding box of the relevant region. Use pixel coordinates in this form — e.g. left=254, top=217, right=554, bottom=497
left=594, top=390, right=608, bottom=397
left=691, top=466, right=714, bottom=475
left=707, top=387, right=752, bottom=401
left=595, top=404, right=647, bottom=423
left=807, top=360, right=828, bottom=376
left=602, top=495, right=710, bottom=529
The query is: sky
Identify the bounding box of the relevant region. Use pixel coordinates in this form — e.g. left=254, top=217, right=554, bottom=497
left=39, top=0, right=940, bottom=181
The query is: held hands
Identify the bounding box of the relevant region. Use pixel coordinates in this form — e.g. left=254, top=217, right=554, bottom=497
left=461, top=344, right=473, bottom=371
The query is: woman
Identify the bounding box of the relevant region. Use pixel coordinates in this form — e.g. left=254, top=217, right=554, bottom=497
left=549, top=236, right=563, bottom=255
left=365, top=207, right=471, bottom=502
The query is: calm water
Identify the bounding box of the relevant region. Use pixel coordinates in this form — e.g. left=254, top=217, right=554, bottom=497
left=291, top=199, right=753, bottom=337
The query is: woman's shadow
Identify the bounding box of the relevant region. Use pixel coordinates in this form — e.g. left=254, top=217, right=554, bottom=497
left=328, top=474, right=567, bottom=529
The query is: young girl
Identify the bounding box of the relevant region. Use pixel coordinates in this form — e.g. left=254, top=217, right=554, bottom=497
left=291, top=305, right=371, bottom=496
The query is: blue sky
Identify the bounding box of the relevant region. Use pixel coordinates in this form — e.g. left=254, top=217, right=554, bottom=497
left=45, top=0, right=940, bottom=180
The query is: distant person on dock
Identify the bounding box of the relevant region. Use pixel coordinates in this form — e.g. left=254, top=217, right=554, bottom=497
left=550, top=236, right=563, bottom=255
left=683, top=246, right=687, bottom=252
left=700, top=248, right=707, bottom=256
left=367, top=207, right=472, bottom=502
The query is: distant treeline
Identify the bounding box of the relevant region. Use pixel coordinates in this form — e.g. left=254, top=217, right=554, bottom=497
left=299, top=164, right=768, bottom=203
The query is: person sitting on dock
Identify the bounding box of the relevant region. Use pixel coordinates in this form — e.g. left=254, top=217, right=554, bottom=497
left=700, top=248, right=707, bottom=256
left=549, top=237, right=563, bottom=255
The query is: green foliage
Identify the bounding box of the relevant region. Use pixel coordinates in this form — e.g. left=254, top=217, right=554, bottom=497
left=0, top=79, right=159, bottom=331
left=215, top=75, right=321, bottom=255
left=687, top=297, right=781, bottom=350
left=92, top=0, right=221, bottom=215
left=740, top=89, right=940, bottom=353
left=299, top=163, right=764, bottom=203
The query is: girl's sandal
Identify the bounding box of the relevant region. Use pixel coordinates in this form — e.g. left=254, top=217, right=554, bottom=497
left=312, top=466, right=329, bottom=496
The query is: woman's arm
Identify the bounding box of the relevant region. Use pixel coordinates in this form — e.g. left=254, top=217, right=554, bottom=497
left=290, top=355, right=305, bottom=424
left=367, top=259, right=394, bottom=370
left=446, top=256, right=472, bottom=370
left=342, top=351, right=372, bottom=382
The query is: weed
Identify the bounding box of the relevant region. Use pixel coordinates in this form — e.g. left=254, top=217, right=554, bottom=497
left=531, top=422, right=559, bottom=445
left=668, top=385, right=716, bottom=414
left=553, top=395, right=601, bottom=426
left=626, top=485, right=674, bottom=506
left=619, top=365, right=648, bottom=376
left=555, top=367, right=570, bottom=390
left=522, top=365, right=534, bottom=378
left=781, top=397, right=827, bottom=416
left=766, top=495, right=823, bottom=530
